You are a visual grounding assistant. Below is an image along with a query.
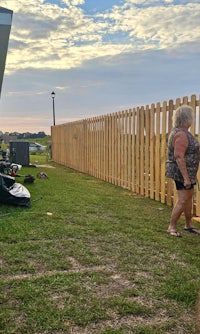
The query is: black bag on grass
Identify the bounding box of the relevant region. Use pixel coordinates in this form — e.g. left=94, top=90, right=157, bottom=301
left=0, top=173, right=31, bottom=207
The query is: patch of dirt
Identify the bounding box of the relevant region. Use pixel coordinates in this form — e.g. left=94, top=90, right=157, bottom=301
left=35, top=164, right=55, bottom=168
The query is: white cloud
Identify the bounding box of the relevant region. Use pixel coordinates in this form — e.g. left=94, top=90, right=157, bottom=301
left=1, top=0, right=199, bottom=75
left=0, top=0, right=199, bottom=134
left=100, top=2, right=200, bottom=49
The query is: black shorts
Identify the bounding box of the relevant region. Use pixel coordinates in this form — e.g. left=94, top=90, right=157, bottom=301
left=174, top=180, right=195, bottom=190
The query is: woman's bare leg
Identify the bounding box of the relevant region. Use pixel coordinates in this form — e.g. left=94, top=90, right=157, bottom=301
left=167, top=189, right=194, bottom=232
left=183, top=189, right=194, bottom=228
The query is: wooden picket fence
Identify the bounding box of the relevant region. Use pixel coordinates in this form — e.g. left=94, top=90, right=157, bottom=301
left=51, top=94, right=200, bottom=217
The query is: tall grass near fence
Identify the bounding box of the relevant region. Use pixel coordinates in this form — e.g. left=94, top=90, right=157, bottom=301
left=51, top=94, right=200, bottom=216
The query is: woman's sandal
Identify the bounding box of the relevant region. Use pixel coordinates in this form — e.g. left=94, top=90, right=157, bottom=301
left=167, top=230, right=182, bottom=237
left=184, top=227, right=200, bottom=234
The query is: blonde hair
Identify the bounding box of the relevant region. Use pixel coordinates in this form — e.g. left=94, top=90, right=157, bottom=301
left=173, top=105, right=194, bottom=128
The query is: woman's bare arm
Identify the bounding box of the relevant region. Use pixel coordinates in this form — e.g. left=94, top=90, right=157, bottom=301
left=173, top=131, right=191, bottom=187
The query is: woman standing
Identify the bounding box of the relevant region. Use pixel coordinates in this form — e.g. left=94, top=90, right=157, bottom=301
left=165, top=105, right=200, bottom=237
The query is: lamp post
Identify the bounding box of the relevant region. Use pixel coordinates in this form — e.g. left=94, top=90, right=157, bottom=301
left=51, top=91, right=56, bottom=126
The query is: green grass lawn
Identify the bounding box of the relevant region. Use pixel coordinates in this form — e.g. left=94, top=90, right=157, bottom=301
left=1, top=157, right=200, bottom=334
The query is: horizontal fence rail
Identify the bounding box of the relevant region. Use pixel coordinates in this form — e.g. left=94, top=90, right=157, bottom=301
left=51, top=94, right=200, bottom=217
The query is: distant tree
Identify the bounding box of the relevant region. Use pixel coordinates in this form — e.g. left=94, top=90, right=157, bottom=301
left=37, top=132, right=46, bottom=138
left=8, top=131, right=47, bottom=139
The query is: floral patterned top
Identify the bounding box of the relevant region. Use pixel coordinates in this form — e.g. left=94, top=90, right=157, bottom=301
left=165, top=127, right=200, bottom=184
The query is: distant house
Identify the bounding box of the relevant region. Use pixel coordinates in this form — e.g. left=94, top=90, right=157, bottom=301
left=0, top=131, right=17, bottom=145
left=0, top=6, right=13, bottom=97
left=2, top=133, right=17, bottom=144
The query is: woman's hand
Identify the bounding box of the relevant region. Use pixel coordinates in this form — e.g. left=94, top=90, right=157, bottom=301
left=184, top=178, right=191, bottom=189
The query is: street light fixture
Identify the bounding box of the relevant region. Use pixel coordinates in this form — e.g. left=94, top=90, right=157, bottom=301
left=51, top=91, right=56, bottom=126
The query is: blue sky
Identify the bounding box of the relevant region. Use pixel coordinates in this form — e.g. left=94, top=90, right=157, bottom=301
left=0, top=0, right=200, bottom=134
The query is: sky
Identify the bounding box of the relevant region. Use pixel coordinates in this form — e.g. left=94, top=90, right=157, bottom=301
left=0, top=0, right=200, bottom=135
